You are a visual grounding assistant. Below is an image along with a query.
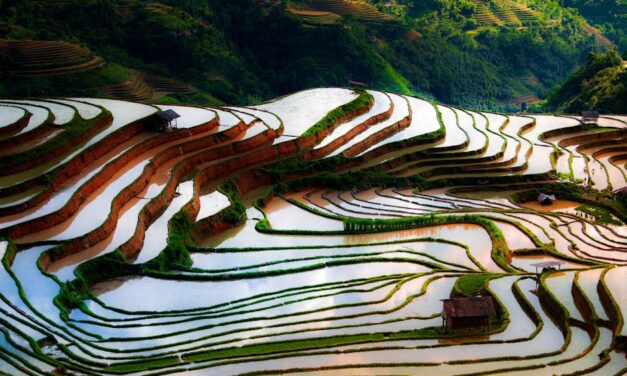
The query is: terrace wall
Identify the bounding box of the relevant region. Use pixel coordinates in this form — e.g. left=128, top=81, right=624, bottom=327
left=558, top=129, right=627, bottom=148
left=0, top=112, right=31, bottom=137
left=40, top=118, right=241, bottom=268
left=305, top=100, right=392, bottom=159
left=9, top=118, right=219, bottom=240
left=343, top=111, right=412, bottom=157
left=0, top=114, right=113, bottom=176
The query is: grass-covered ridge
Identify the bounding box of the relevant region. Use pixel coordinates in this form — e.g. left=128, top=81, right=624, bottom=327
left=302, top=90, right=373, bottom=136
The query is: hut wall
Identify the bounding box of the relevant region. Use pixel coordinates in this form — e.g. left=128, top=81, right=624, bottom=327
left=447, top=316, right=489, bottom=330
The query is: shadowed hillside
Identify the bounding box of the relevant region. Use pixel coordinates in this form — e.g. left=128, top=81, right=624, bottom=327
left=547, top=50, right=627, bottom=114
left=0, top=0, right=621, bottom=111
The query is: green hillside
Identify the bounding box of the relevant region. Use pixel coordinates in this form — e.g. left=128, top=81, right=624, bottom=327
left=0, top=0, right=622, bottom=111
left=563, top=0, right=627, bottom=50
left=547, top=49, right=627, bottom=114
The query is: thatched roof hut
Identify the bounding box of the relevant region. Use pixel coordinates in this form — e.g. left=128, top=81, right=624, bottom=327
left=442, top=296, right=496, bottom=330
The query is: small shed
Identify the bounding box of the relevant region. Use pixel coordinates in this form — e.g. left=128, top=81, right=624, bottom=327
left=442, top=296, right=496, bottom=330
left=537, top=193, right=556, bottom=206
left=530, top=261, right=564, bottom=275
left=582, top=111, right=599, bottom=124
left=157, top=109, right=180, bottom=129
left=146, top=109, right=181, bottom=132
left=348, top=80, right=367, bottom=88
left=612, top=187, right=627, bottom=197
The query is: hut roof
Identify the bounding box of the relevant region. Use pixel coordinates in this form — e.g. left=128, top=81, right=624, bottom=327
left=613, top=187, right=627, bottom=195
left=537, top=193, right=556, bottom=203
left=156, top=109, right=181, bottom=122
left=442, top=296, right=496, bottom=319
left=348, top=80, right=367, bottom=87
left=530, top=261, right=564, bottom=269
left=582, top=111, right=599, bottom=121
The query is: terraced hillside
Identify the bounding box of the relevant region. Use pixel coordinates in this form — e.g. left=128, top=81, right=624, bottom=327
left=0, top=39, right=104, bottom=77
left=0, top=0, right=614, bottom=110
left=0, top=38, right=197, bottom=101
left=472, top=0, right=544, bottom=27
left=0, top=89, right=626, bottom=375
left=286, top=8, right=343, bottom=25
left=290, top=0, right=395, bottom=24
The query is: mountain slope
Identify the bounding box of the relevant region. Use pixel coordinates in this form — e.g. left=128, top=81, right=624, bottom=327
left=547, top=49, right=627, bottom=113
left=0, top=0, right=618, bottom=111
left=563, top=0, right=627, bottom=50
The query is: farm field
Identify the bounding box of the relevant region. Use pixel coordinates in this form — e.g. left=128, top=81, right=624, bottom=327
left=471, top=0, right=544, bottom=27
left=0, top=88, right=625, bottom=375
left=289, top=0, right=395, bottom=24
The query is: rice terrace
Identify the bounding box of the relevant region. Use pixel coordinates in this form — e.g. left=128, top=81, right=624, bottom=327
left=0, top=0, right=627, bottom=375
left=0, top=86, right=624, bottom=375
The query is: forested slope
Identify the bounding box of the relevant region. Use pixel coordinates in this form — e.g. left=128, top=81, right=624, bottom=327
left=547, top=49, right=626, bottom=114
left=0, top=0, right=622, bottom=112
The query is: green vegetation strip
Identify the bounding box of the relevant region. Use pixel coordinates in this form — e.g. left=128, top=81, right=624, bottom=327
left=0, top=107, right=111, bottom=171
left=302, top=90, right=373, bottom=137
left=106, top=326, right=448, bottom=373
left=451, top=273, right=498, bottom=297
left=343, top=214, right=516, bottom=273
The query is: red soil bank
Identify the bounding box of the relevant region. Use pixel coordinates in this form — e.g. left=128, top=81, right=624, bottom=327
left=0, top=123, right=56, bottom=156
left=282, top=127, right=448, bottom=182
left=121, top=122, right=272, bottom=260
left=0, top=117, right=139, bottom=199
left=190, top=171, right=273, bottom=242
left=295, top=99, right=374, bottom=151
left=591, top=145, right=627, bottom=158
left=5, top=114, right=230, bottom=215
left=570, top=280, right=596, bottom=337
left=559, top=129, right=627, bottom=148
left=42, top=99, right=373, bottom=262
left=236, top=170, right=273, bottom=195
left=8, top=117, right=219, bottom=240
left=342, top=108, right=412, bottom=157
left=0, top=112, right=31, bottom=137
left=0, top=114, right=113, bottom=176
left=609, top=154, right=627, bottom=163
left=74, top=118, right=248, bottom=257
left=0, top=118, right=139, bottom=218
left=41, top=118, right=242, bottom=264
left=285, top=97, right=379, bottom=161
left=305, top=99, right=393, bottom=159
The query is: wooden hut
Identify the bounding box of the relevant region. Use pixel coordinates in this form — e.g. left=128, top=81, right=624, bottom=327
left=442, top=296, right=496, bottom=330
left=146, top=109, right=180, bottom=132
left=582, top=111, right=599, bottom=124
left=530, top=261, right=564, bottom=275
left=537, top=193, right=556, bottom=206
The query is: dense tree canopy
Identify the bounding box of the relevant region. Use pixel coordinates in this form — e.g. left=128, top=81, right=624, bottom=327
left=547, top=49, right=626, bottom=113
left=0, top=0, right=621, bottom=111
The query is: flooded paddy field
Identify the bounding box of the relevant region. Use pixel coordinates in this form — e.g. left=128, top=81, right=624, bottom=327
left=0, top=88, right=625, bottom=375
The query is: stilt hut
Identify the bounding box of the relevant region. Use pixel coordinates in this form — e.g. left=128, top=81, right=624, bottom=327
left=530, top=261, right=564, bottom=276
left=146, top=109, right=180, bottom=132
left=537, top=193, right=556, bottom=206
left=582, top=111, right=599, bottom=124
